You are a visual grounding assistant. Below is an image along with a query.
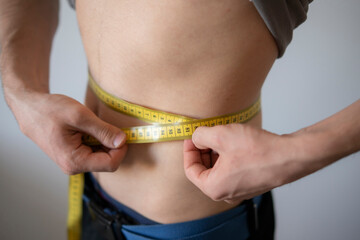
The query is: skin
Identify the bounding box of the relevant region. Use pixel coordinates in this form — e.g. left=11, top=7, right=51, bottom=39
left=1, top=0, right=358, bottom=225
left=1, top=0, right=274, bottom=223
left=0, top=0, right=127, bottom=174
left=76, top=0, right=276, bottom=223
left=184, top=101, right=360, bottom=203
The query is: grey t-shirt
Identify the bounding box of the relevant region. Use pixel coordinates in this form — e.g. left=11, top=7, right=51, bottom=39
left=252, top=0, right=313, bottom=57
left=67, top=0, right=313, bottom=58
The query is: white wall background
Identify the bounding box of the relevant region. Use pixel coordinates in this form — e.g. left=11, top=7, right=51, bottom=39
left=0, top=0, right=359, bottom=239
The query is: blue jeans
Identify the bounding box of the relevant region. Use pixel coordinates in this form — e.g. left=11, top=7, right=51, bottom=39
left=81, top=173, right=275, bottom=240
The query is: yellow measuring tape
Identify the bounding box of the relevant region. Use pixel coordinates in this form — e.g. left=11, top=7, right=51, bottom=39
left=68, top=73, right=261, bottom=239
left=83, top=73, right=261, bottom=144
left=67, top=173, right=84, bottom=240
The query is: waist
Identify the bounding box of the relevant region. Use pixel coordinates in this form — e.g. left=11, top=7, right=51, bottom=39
left=87, top=75, right=262, bottom=223
left=83, top=172, right=265, bottom=240
left=79, top=0, right=276, bottom=222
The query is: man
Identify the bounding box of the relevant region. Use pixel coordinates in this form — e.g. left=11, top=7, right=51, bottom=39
left=3, top=0, right=357, bottom=239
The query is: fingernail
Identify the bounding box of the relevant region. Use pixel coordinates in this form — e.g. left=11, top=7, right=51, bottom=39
left=113, top=133, right=125, bottom=147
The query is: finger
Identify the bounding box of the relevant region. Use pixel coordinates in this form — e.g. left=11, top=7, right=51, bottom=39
left=183, top=139, right=211, bottom=190
left=184, top=139, right=212, bottom=168
left=77, top=113, right=127, bottom=149
left=71, top=143, right=128, bottom=173
left=192, top=126, right=223, bottom=152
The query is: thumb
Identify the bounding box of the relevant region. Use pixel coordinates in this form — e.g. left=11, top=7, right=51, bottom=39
left=192, top=126, right=223, bottom=152
left=79, top=114, right=127, bottom=149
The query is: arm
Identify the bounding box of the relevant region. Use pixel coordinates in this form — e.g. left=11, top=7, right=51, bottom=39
left=183, top=99, right=360, bottom=203
left=0, top=0, right=127, bottom=174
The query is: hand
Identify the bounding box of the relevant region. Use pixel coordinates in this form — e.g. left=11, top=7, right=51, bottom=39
left=183, top=124, right=302, bottom=203
left=12, top=92, right=127, bottom=175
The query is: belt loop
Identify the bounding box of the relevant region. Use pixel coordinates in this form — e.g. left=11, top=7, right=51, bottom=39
left=112, top=216, right=126, bottom=240
left=87, top=201, right=127, bottom=240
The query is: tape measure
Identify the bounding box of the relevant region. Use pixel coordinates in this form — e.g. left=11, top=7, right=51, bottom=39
left=68, top=73, right=262, bottom=240
left=83, top=73, right=261, bottom=145
left=67, top=173, right=84, bottom=240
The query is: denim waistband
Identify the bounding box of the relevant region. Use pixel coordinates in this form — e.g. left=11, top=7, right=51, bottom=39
left=85, top=173, right=263, bottom=240
left=88, top=173, right=158, bottom=225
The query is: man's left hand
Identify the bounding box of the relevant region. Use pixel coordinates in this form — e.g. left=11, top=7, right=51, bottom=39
left=183, top=124, right=302, bottom=203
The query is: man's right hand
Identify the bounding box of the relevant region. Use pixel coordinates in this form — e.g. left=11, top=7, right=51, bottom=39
left=13, top=92, right=127, bottom=175
left=0, top=1, right=127, bottom=174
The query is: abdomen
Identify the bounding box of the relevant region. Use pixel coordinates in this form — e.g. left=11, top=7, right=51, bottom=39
left=77, top=0, right=277, bottom=223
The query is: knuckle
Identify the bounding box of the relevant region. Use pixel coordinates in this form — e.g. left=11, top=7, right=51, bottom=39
left=98, top=125, right=113, bottom=142
left=209, top=190, right=223, bottom=201
left=59, top=155, right=79, bottom=175
left=68, top=106, right=87, bottom=126
left=204, top=183, right=223, bottom=201
left=61, top=162, right=77, bottom=175
left=205, top=177, right=230, bottom=201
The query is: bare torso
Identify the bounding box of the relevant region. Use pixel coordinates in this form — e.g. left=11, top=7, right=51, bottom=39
left=76, top=0, right=277, bottom=223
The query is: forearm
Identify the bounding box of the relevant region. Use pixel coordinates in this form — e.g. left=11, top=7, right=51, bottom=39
left=289, top=99, right=360, bottom=181
left=0, top=0, right=59, bottom=105
left=184, top=99, right=360, bottom=202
